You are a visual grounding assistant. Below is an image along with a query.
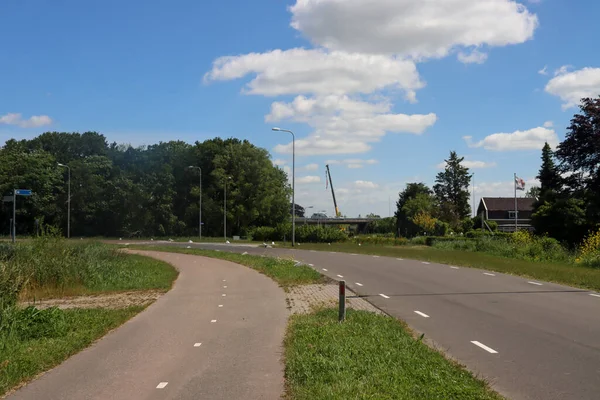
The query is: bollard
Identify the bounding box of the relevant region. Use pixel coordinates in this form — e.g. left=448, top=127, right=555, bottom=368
left=339, top=280, right=346, bottom=322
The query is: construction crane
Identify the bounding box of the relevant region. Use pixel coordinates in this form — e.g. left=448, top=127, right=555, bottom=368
left=325, top=164, right=341, bottom=217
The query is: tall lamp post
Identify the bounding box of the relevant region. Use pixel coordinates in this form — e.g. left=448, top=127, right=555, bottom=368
left=57, top=163, right=71, bottom=238
left=224, top=176, right=232, bottom=241
left=187, top=166, right=202, bottom=240
left=272, top=127, right=295, bottom=246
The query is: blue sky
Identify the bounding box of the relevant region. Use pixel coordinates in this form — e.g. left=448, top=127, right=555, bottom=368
left=2, top=0, right=600, bottom=217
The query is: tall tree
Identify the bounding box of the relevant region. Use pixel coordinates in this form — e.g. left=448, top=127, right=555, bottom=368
left=395, top=183, right=435, bottom=237
left=537, top=142, right=562, bottom=196
left=433, top=151, right=471, bottom=228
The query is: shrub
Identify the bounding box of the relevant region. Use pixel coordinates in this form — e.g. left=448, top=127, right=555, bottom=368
left=434, top=220, right=449, bottom=236
left=487, top=221, right=498, bottom=231
left=410, top=236, right=427, bottom=245
left=351, top=236, right=409, bottom=246
left=579, top=229, right=600, bottom=268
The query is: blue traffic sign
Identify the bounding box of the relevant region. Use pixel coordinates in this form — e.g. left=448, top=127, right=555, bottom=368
left=15, top=189, right=32, bottom=196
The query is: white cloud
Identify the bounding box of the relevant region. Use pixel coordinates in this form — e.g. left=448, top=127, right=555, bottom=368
left=297, top=175, right=321, bottom=184
left=457, top=50, right=488, bottom=65
left=354, top=180, right=379, bottom=189
left=268, top=95, right=437, bottom=155
left=538, top=65, right=548, bottom=75
left=303, top=163, right=319, bottom=171
left=436, top=160, right=497, bottom=169
left=290, top=0, right=538, bottom=61
left=326, top=158, right=378, bottom=169
left=464, top=126, right=559, bottom=151
left=554, top=65, right=573, bottom=76
left=0, top=113, right=52, bottom=128
left=545, top=67, right=600, bottom=110
left=543, top=121, right=553, bottom=128
left=204, top=48, right=423, bottom=100
left=272, top=159, right=287, bottom=166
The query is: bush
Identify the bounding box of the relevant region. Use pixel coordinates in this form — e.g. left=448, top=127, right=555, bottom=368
left=249, top=225, right=348, bottom=243
left=351, top=235, right=409, bottom=246
left=579, top=229, right=600, bottom=268
left=434, top=220, right=449, bottom=236
left=410, top=236, right=427, bottom=245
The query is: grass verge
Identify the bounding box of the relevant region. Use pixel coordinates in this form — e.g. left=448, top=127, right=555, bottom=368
left=125, top=245, right=325, bottom=288
left=285, top=308, right=502, bottom=400
left=0, top=307, right=143, bottom=397
left=279, top=242, right=600, bottom=291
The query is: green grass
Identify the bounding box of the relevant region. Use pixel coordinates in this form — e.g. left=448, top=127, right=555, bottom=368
left=279, top=242, right=600, bottom=291
left=285, top=308, right=502, bottom=400
left=0, top=307, right=143, bottom=397
left=126, top=245, right=325, bottom=288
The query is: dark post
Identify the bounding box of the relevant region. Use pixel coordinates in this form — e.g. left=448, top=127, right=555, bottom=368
left=339, top=280, right=346, bottom=322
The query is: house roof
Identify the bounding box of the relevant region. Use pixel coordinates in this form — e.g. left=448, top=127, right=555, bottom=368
left=480, top=197, right=535, bottom=212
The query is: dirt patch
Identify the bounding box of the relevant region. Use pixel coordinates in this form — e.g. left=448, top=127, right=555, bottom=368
left=20, top=290, right=164, bottom=310
left=286, top=284, right=383, bottom=315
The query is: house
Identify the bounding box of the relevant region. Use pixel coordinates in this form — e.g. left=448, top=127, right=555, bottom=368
left=477, top=197, right=535, bottom=232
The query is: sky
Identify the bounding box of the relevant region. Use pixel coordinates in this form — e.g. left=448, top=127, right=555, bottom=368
left=2, top=0, right=600, bottom=218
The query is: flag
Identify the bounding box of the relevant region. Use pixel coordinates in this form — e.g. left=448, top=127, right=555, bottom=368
left=515, top=176, right=525, bottom=191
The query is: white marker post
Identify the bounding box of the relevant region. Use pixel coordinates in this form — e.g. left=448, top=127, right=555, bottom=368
left=339, top=280, right=346, bottom=322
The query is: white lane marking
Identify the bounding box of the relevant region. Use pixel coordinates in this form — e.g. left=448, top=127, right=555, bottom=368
left=528, top=281, right=543, bottom=286
left=218, top=305, right=223, bottom=307
left=350, top=253, right=358, bottom=256
left=471, top=341, right=498, bottom=354
left=223, top=286, right=227, bottom=288
left=194, top=343, right=202, bottom=347
left=483, top=273, right=496, bottom=276
left=322, top=268, right=328, bottom=271
left=223, top=279, right=226, bottom=282
left=330, top=252, right=336, bottom=254
left=421, top=262, right=430, bottom=265
left=222, top=294, right=226, bottom=297
left=379, top=293, right=390, bottom=299
left=308, top=263, right=314, bottom=267
left=337, top=274, right=344, bottom=278
left=450, top=266, right=459, bottom=269
left=156, top=382, right=169, bottom=389
left=590, top=294, right=600, bottom=298
left=414, top=311, right=430, bottom=318
left=211, top=320, right=217, bottom=323
left=355, top=282, right=363, bottom=287
left=310, top=250, right=316, bottom=253
left=396, top=258, right=403, bottom=261
left=373, top=255, right=380, bottom=258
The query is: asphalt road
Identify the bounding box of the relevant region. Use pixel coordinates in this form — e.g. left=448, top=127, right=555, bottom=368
left=134, top=241, right=600, bottom=400
left=7, top=250, right=288, bottom=400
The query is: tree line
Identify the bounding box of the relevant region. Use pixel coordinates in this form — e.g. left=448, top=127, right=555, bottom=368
left=394, top=96, right=600, bottom=245
left=0, top=133, right=291, bottom=238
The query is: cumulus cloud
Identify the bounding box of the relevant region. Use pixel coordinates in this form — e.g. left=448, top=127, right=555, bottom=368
left=297, top=175, right=321, bottom=184
left=326, top=158, right=378, bottom=169
left=268, top=95, right=437, bottom=155
left=437, top=160, right=497, bottom=169
left=275, top=138, right=371, bottom=155
left=290, top=0, right=538, bottom=61
left=464, top=126, right=559, bottom=151
left=354, top=180, right=379, bottom=189
left=0, top=113, right=52, bottom=128
left=205, top=48, right=423, bottom=100
left=543, top=121, right=553, bottom=128
left=457, top=50, right=488, bottom=65
left=545, top=67, right=600, bottom=110
left=303, top=163, right=319, bottom=171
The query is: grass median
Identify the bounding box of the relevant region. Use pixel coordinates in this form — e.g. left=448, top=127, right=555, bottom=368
left=125, top=245, right=325, bottom=288
left=279, top=242, right=600, bottom=291
left=285, top=308, right=502, bottom=400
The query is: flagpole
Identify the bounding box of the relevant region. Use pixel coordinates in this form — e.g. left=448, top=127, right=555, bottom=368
left=514, top=172, right=518, bottom=232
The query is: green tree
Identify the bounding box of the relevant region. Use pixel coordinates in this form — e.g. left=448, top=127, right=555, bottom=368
left=525, top=186, right=541, bottom=199
left=433, top=151, right=471, bottom=229
left=537, top=142, right=562, bottom=196
left=395, top=183, right=435, bottom=238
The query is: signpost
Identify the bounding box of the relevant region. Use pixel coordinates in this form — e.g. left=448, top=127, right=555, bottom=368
left=11, top=189, right=33, bottom=243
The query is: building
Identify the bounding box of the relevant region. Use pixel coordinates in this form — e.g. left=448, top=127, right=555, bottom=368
left=477, top=197, right=535, bottom=232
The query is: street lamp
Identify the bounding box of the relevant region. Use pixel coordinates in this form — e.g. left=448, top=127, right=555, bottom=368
left=272, top=127, right=295, bottom=247
left=224, top=176, right=232, bottom=241
left=57, top=163, right=71, bottom=238
left=187, top=166, right=202, bottom=240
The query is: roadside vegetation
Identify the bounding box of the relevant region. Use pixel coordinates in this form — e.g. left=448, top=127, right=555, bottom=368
left=285, top=308, right=502, bottom=400
left=125, top=245, right=324, bottom=288
left=0, top=234, right=177, bottom=396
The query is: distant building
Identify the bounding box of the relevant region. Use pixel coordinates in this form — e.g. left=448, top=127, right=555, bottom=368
left=477, top=197, right=535, bottom=232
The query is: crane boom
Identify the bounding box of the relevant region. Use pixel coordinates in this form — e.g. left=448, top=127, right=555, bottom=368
left=325, top=164, right=340, bottom=217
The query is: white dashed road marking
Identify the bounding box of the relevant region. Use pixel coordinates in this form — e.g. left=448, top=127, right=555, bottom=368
left=528, top=281, right=543, bottom=286
left=223, top=279, right=226, bottom=282
left=156, top=382, right=168, bottom=389
left=450, top=266, right=459, bottom=269
left=322, top=268, right=328, bottom=271
left=308, top=263, right=314, bottom=267
left=337, top=274, right=344, bottom=278
left=422, top=262, right=430, bottom=265
left=218, top=305, right=223, bottom=307
left=194, top=343, right=202, bottom=347
left=211, top=320, right=217, bottom=323
left=222, top=294, right=226, bottom=297
left=396, top=258, right=403, bottom=261
left=590, top=294, right=600, bottom=298
left=373, top=255, right=380, bottom=258
left=355, top=282, right=363, bottom=287
left=484, top=273, right=496, bottom=276
left=379, top=294, right=390, bottom=299
left=310, top=250, right=316, bottom=253
left=223, top=286, right=227, bottom=288
left=471, top=341, right=498, bottom=354
left=350, top=253, right=358, bottom=256
left=414, top=311, right=430, bottom=318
